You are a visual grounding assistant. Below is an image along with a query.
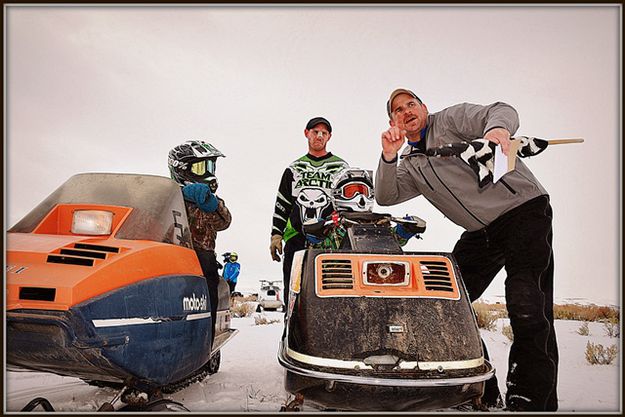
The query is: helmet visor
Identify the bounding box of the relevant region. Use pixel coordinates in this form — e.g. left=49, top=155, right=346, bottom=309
left=191, top=160, right=206, bottom=176
left=341, top=182, right=372, bottom=199
left=190, top=160, right=216, bottom=178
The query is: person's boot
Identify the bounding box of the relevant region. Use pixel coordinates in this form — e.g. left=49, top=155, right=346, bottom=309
left=504, top=395, right=534, bottom=411
left=481, top=374, right=504, bottom=409
left=482, top=393, right=505, bottom=410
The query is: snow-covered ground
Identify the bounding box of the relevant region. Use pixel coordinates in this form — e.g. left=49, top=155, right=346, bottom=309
left=4, top=311, right=621, bottom=413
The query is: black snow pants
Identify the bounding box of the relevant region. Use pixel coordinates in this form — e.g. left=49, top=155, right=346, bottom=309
left=196, top=249, right=220, bottom=347
left=452, top=195, right=558, bottom=411
left=282, top=234, right=306, bottom=308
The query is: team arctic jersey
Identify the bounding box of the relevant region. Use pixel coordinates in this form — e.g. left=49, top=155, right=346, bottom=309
left=272, top=153, right=348, bottom=242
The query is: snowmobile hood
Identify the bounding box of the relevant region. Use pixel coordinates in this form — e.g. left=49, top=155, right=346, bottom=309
left=6, top=232, right=202, bottom=311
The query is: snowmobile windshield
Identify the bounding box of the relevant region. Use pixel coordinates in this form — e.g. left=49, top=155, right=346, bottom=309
left=9, top=173, right=193, bottom=248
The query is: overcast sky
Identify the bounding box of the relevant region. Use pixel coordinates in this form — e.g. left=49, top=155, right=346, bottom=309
left=5, top=5, right=621, bottom=305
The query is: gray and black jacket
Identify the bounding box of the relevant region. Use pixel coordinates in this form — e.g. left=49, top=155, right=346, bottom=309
left=375, top=102, right=548, bottom=232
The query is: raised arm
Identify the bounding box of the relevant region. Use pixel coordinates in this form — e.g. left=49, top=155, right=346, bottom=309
left=374, top=153, right=421, bottom=206
left=444, top=101, right=520, bottom=155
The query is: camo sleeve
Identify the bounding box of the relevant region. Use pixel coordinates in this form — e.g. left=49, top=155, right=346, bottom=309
left=212, top=198, right=232, bottom=232
left=185, top=197, right=231, bottom=251
left=272, top=168, right=294, bottom=237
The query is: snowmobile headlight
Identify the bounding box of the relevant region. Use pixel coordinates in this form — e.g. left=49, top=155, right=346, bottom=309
left=363, top=261, right=410, bottom=285
left=71, top=210, right=114, bottom=235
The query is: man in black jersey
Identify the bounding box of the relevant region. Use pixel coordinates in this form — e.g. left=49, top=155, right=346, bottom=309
left=269, top=117, right=348, bottom=306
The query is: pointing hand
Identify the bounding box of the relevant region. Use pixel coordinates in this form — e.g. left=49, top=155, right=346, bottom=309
left=381, top=126, right=407, bottom=161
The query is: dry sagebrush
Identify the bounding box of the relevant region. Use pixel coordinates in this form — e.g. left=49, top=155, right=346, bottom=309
left=502, top=324, right=514, bottom=342
left=585, top=341, right=618, bottom=365
left=554, top=304, right=619, bottom=322
left=473, top=302, right=498, bottom=331
left=576, top=321, right=590, bottom=336
left=230, top=301, right=257, bottom=318
left=254, top=314, right=281, bottom=326
left=602, top=318, right=620, bottom=338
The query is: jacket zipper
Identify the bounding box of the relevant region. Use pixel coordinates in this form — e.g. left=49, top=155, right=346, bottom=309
left=426, top=159, right=487, bottom=227
left=418, top=166, right=435, bottom=191
left=499, top=179, right=517, bottom=195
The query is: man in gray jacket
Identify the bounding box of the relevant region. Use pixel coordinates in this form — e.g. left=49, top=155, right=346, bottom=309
left=375, top=89, right=557, bottom=412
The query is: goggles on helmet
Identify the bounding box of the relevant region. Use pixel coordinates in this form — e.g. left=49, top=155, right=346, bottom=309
left=190, top=159, right=216, bottom=178
left=340, top=182, right=373, bottom=199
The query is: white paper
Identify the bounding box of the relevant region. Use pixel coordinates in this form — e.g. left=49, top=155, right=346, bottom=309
left=493, top=140, right=522, bottom=182
left=493, top=145, right=508, bottom=183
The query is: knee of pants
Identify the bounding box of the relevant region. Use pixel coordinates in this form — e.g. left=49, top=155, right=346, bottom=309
left=505, top=276, right=550, bottom=325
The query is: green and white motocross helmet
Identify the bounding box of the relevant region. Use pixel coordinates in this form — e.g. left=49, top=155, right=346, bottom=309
left=168, top=140, right=225, bottom=192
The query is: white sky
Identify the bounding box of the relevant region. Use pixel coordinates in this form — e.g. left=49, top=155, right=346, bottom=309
left=5, top=5, right=622, bottom=305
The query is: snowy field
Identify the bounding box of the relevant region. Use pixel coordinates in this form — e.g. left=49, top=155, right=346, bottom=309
left=4, top=311, right=621, bottom=413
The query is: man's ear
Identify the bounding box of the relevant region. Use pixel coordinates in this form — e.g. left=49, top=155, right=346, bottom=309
left=304, top=129, right=309, bottom=137
left=389, top=118, right=396, bottom=127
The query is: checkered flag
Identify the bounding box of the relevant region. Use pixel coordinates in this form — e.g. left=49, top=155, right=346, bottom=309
left=426, top=140, right=496, bottom=188
left=516, top=136, right=549, bottom=157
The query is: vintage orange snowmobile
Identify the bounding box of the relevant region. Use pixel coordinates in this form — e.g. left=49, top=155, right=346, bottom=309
left=6, top=173, right=237, bottom=411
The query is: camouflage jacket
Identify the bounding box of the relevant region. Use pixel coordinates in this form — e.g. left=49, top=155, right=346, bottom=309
left=185, top=197, right=232, bottom=251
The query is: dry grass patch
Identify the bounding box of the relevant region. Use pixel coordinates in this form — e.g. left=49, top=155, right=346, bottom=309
left=230, top=301, right=257, bottom=318
left=602, top=318, right=620, bottom=338
left=502, top=324, right=514, bottom=342
left=232, top=294, right=258, bottom=303
left=576, top=321, right=590, bottom=336
left=254, top=314, right=281, bottom=326
left=473, top=302, right=498, bottom=330
left=585, top=341, right=618, bottom=365
left=553, top=304, right=619, bottom=322
left=474, top=301, right=619, bottom=324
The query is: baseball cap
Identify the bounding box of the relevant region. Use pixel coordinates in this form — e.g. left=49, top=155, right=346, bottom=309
left=386, top=88, right=422, bottom=117
left=305, top=117, right=332, bottom=133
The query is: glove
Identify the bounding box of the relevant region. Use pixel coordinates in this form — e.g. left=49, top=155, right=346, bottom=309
left=398, top=215, right=426, bottom=235
left=305, top=233, right=324, bottom=246
left=182, top=183, right=218, bottom=212
left=270, top=234, right=283, bottom=262
left=394, top=223, right=416, bottom=240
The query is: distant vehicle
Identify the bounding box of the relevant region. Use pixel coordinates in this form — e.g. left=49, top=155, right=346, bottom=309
left=256, top=280, right=284, bottom=312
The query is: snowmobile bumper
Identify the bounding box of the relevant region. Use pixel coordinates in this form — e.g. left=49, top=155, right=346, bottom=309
left=278, top=340, right=493, bottom=411
left=7, top=309, right=130, bottom=383
left=278, top=340, right=494, bottom=387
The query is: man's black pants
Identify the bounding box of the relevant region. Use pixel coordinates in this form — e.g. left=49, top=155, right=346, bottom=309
left=282, top=235, right=306, bottom=308
left=452, top=195, right=558, bottom=411
left=196, top=249, right=220, bottom=347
